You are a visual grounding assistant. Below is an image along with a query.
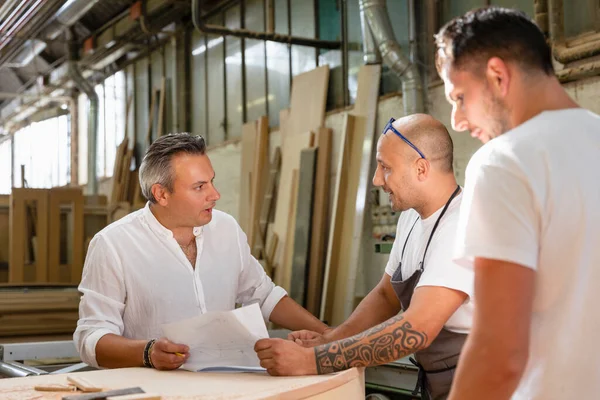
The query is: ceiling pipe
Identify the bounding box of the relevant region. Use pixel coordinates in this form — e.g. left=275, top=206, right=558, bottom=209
left=0, top=0, right=21, bottom=25
left=0, top=0, right=103, bottom=70
left=0, top=0, right=45, bottom=54
left=67, top=28, right=98, bottom=195
left=359, top=0, right=424, bottom=115
left=359, top=3, right=380, bottom=64
left=191, top=0, right=341, bottom=49
left=42, top=0, right=103, bottom=40
left=0, top=0, right=30, bottom=33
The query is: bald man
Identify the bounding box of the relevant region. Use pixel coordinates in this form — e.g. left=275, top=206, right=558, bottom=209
left=254, top=114, right=475, bottom=400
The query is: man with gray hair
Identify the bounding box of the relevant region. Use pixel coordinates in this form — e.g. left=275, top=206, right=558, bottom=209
left=74, top=133, right=328, bottom=370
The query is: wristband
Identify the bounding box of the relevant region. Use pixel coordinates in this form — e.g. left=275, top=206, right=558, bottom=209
left=143, top=339, right=157, bottom=368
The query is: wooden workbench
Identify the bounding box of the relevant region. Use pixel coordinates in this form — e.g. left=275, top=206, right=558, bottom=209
left=0, top=367, right=364, bottom=399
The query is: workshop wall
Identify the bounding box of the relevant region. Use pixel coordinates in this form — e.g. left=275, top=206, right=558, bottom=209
left=206, top=73, right=600, bottom=297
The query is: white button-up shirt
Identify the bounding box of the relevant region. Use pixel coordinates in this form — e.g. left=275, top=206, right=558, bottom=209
left=74, top=204, right=287, bottom=368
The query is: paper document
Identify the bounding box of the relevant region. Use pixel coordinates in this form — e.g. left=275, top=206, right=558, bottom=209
left=161, top=303, right=268, bottom=373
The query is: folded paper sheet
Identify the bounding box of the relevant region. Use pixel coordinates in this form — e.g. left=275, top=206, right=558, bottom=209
left=161, top=303, right=269, bottom=372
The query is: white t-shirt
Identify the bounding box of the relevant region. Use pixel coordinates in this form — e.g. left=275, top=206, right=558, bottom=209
left=385, top=191, right=474, bottom=334
left=74, top=204, right=286, bottom=368
left=455, top=109, right=600, bottom=399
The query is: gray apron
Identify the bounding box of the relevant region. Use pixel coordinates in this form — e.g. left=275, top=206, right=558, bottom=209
left=390, top=186, right=466, bottom=400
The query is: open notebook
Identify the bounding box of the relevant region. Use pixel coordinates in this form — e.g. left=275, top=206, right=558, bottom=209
left=161, top=303, right=268, bottom=373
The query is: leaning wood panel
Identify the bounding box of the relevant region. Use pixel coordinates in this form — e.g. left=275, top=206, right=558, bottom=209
left=0, top=196, right=9, bottom=265
left=320, top=114, right=363, bottom=323
left=9, top=189, right=49, bottom=284
left=306, top=127, right=333, bottom=316
left=287, top=65, right=330, bottom=137
left=239, top=121, right=257, bottom=236
left=48, top=188, right=85, bottom=284
left=272, top=131, right=314, bottom=277
left=338, top=64, right=382, bottom=322
left=276, top=169, right=299, bottom=292
left=329, top=115, right=369, bottom=326
left=290, top=148, right=317, bottom=306
left=248, top=116, right=270, bottom=250
left=110, top=138, right=129, bottom=204
left=252, top=147, right=282, bottom=259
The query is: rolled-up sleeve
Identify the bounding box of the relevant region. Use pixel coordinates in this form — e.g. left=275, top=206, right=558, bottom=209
left=235, top=225, right=287, bottom=321
left=74, top=235, right=126, bottom=368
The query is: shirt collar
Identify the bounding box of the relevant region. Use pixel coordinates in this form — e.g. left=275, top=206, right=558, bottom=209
left=142, top=202, right=204, bottom=238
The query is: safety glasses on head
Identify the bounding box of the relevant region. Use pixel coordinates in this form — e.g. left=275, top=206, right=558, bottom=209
left=382, top=118, right=426, bottom=159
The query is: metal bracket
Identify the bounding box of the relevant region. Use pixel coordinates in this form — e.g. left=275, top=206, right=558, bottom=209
left=0, top=341, right=79, bottom=362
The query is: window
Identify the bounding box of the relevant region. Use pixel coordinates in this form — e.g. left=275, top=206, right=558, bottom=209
left=0, top=137, right=11, bottom=194
left=13, top=115, right=70, bottom=189
left=103, top=71, right=127, bottom=177
left=79, top=71, right=127, bottom=184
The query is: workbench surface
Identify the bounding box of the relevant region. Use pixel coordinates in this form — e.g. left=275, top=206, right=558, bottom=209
left=0, top=366, right=364, bottom=400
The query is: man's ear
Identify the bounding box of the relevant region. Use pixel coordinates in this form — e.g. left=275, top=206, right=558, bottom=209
left=151, top=183, right=170, bottom=206
left=415, top=158, right=430, bottom=182
left=486, top=57, right=511, bottom=98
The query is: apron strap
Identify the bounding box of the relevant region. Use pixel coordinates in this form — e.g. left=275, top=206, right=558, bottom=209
left=409, top=356, right=458, bottom=398
left=420, top=185, right=461, bottom=266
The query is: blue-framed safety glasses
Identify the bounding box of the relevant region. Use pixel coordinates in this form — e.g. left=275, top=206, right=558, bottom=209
left=382, top=118, right=426, bottom=159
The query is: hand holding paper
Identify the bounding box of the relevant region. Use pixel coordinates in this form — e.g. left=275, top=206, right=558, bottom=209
left=161, top=303, right=269, bottom=372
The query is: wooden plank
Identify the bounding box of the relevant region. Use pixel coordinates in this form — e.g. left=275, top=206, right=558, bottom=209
left=156, top=77, right=167, bottom=138
left=67, top=376, right=103, bottom=392
left=338, top=64, right=382, bottom=323
left=252, top=147, right=282, bottom=259
left=0, top=199, right=9, bottom=264
left=0, top=312, right=79, bottom=337
left=306, top=127, right=332, bottom=316
left=266, top=224, right=278, bottom=277
left=145, top=89, right=158, bottom=147
left=48, top=188, right=85, bottom=284
left=290, top=148, right=317, bottom=306
left=275, top=169, right=299, bottom=291
left=124, top=94, right=134, bottom=143
left=287, top=66, right=330, bottom=137
left=320, top=114, right=361, bottom=323
left=119, top=149, right=134, bottom=202
left=110, top=139, right=129, bottom=204
left=9, top=189, right=49, bottom=284
left=272, top=131, right=314, bottom=278
left=248, top=116, right=270, bottom=251
left=239, top=121, right=257, bottom=235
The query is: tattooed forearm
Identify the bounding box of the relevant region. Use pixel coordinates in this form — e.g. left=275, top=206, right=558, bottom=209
left=314, top=315, right=427, bottom=374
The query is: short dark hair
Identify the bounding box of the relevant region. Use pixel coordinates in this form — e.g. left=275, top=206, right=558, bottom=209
left=139, top=133, right=207, bottom=203
left=435, top=6, right=554, bottom=76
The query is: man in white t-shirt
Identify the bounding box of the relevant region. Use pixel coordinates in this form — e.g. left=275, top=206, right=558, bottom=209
left=254, top=114, right=475, bottom=399
left=436, top=6, right=600, bottom=400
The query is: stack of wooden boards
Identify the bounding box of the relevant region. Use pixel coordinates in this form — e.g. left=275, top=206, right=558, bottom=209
left=0, top=286, right=80, bottom=336
left=239, top=66, right=331, bottom=316
left=238, top=64, right=382, bottom=324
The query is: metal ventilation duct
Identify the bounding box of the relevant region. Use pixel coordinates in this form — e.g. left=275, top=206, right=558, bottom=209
left=42, top=0, right=102, bottom=40
left=359, top=0, right=424, bottom=115
left=4, top=39, right=47, bottom=67
left=4, top=0, right=102, bottom=68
